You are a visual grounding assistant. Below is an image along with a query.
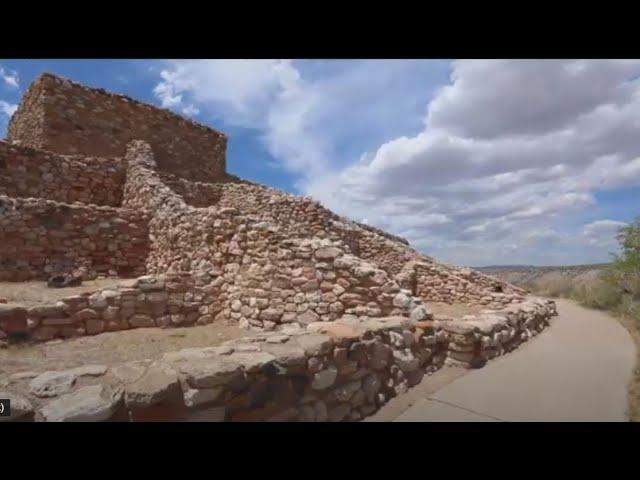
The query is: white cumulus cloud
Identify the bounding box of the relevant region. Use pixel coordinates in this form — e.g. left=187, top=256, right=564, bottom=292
left=0, top=66, right=19, bottom=89
left=0, top=100, right=17, bottom=117
left=152, top=60, right=640, bottom=266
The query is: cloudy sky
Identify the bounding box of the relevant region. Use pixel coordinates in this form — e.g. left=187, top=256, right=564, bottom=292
left=1, top=59, right=638, bottom=267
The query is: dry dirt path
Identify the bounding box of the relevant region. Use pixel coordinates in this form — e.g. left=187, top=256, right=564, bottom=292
left=368, top=299, right=636, bottom=422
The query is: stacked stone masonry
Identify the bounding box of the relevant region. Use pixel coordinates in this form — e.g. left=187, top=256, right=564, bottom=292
left=0, top=140, right=125, bottom=206
left=0, top=196, right=148, bottom=281
left=7, top=73, right=227, bottom=183
left=0, top=73, right=558, bottom=422
left=1, top=299, right=556, bottom=422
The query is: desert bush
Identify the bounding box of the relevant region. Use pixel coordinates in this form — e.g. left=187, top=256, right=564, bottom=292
left=525, top=277, right=576, bottom=299
left=573, top=217, right=640, bottom=319
left=574, top=279, right=624, bottom=310
left=619, top=295, right=640, bottom=322
left=608, top=217, right=640, bottom=301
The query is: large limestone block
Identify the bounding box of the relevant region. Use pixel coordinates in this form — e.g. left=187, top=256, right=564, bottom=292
left=40, top=385, right=122, bottom=422
left=29, top=371, right=77, bottom=398
left=124, top=363, right=182, bottom=408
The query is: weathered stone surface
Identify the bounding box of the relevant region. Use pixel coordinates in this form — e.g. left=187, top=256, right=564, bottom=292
left=40, top=385, right=122, bottom=422
left=265, top=334, right=290, bottom=344
left=67, top=365, right=108, bottom=377
left=174, top=357, right=244, bottom=389
left=85, top=319, right=105, bottom=335
left=129, top=314, right=155, bottom=328
left=410, top=305, right=431, bottom=322
left=125, top=363, right=181, bottom=408
left=0, top=391, right=34, bottom=422
left=183, top=387, right=223, bottom=408
left=297, top=310, right=320, bottom=324
left=314, top=247, right=343, bottom=261
left=111, top=361, right=151, bottom=384
left=333, top=380, right=362, bottom=402
left=368, top=342, right=392, bottom=370
left=28, top=304, right=67, bottom=318
left=75, top=308, right=99, bottom=321
left=328, top=403, right=351, bottom=422
left=29, top=371, right=77, bottom=398
left=393, top=292, right=412, bottom=309
left=261, top=343, right=307, bottom=367
left=9, top=371, right=39, bottom=382
left=88, top=292, right=108, bottom=309
left=309, top=322, right=362, bottom=341
left=0, top=304, right=28, bottom=334
left=362, top=374, right=381, bottom=401
left=225, top=352, right=276, bottom=373
left=296, top=333, right=332, bottom=356
left=311, top=366, right=338, bottom=390
left=259, top=308, right=283, bottom=322
left=393, top=349, right=420, bottom=372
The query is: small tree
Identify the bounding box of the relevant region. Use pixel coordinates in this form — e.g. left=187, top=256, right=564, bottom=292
left=607, top=217, right=640, bottom=301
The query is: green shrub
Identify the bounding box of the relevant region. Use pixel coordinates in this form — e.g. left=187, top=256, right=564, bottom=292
left=608, top=217, right=640, bottom=301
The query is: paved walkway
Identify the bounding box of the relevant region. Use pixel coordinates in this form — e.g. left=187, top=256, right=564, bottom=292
left=368, top=299, right=636, bottom=422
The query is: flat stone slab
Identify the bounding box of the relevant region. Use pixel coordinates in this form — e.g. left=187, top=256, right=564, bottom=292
left=67, top=365, right=109, bottom=377
left=40, top=385, right=122, bottom=422
left=0, top=390, right=34, bottom=422
left=29, top=371, right=77, bottom=398
left=172, top=357, right=244, bottom=389
left=124, top=363, right=181, bottom=408
left=295, top=333, right=332, bottom=356
left=9, top=371, right=40, bottom=382
left=183, top=387, right=223, bottom=408
left=111, top=360, right=151, bottom=384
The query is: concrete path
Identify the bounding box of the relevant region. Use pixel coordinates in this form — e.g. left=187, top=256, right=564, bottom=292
left=369, top=299, right=636, bottom=422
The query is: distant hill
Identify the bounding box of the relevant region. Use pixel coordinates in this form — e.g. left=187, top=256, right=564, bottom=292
left=476, top=264, right=610, bottom=296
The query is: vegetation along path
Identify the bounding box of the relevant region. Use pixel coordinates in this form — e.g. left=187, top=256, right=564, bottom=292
left=369, top=299, right=635, bottom=422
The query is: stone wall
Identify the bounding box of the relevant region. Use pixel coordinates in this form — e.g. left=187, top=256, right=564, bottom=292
left=0, top=195, right=148, bottom=281
left=1, top=273, right=217, bottom=342
left=159, top=173, right=225, bottom=208
left=6, top=73, right=227, bottom=183
left=164, top=175, right=424, bottom=277
left=1, top=297, right=557, bottom=422
left=395, top=260, right=527, bottom=309
left=122, top=142, right=428, bottom=331
left=0, top=140, right=124, bottom=206
left=122, top=141, right=523, bottom=321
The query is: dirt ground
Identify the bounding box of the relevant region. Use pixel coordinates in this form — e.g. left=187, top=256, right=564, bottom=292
left=426, top=302, right=485, bottom=319
left=0, top=279, right=124, bottom=307
left=0, top=321, right=246, bottom=377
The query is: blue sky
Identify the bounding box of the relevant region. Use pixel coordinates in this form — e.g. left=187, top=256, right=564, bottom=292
left=1, top=59, right=638, bottom=266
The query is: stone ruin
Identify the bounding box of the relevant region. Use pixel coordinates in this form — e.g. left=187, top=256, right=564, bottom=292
left=0, top=73, right=557, bottom=422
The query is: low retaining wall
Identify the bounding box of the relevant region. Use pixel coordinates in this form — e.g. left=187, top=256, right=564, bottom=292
left=0, top=195, right=148, bottom=281
left=0, top=272, right=219, bottom=342
left=1, top=297, right=556, bottom=422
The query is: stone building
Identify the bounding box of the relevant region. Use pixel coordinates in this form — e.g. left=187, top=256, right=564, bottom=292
left=0, top=73, right=556, bottom=422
